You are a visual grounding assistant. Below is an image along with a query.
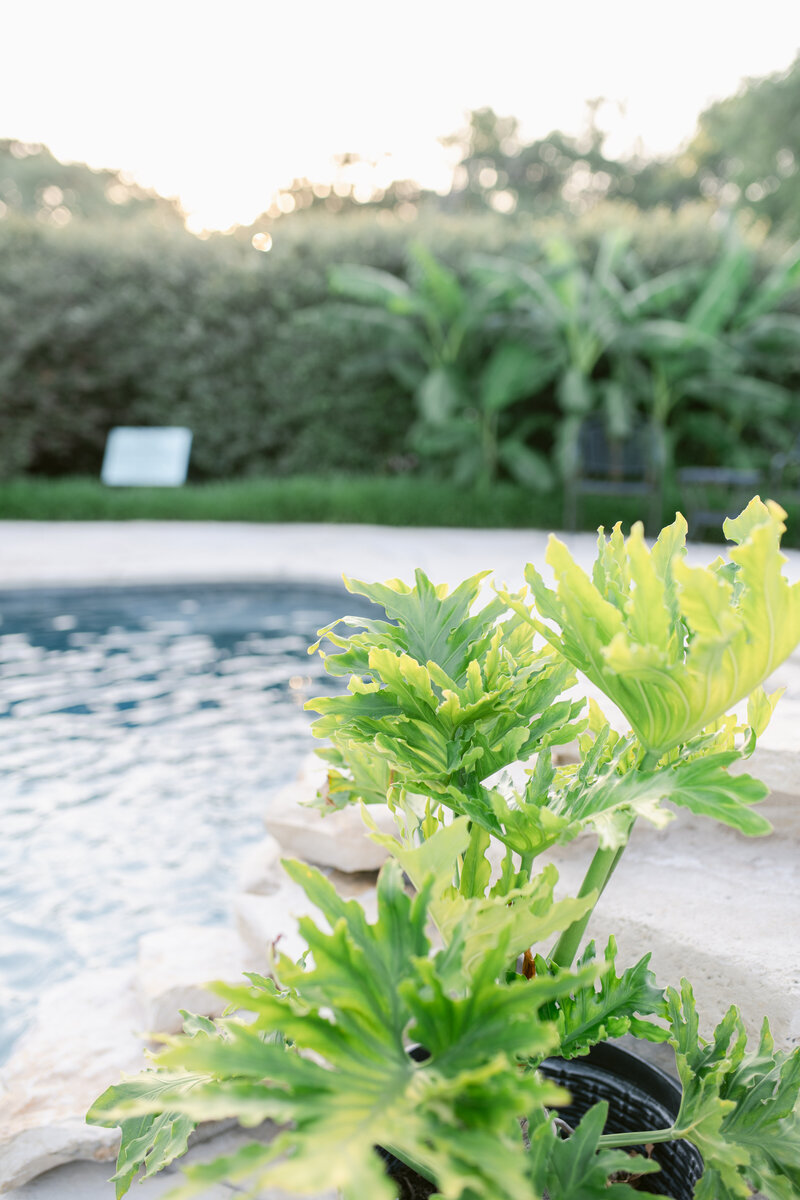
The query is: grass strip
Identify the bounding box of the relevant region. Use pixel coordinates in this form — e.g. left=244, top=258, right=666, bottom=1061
left=0, top=475, right=797, bottom=543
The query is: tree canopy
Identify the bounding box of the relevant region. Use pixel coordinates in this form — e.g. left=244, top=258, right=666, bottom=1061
left=0, top=139, right=186, bottom=229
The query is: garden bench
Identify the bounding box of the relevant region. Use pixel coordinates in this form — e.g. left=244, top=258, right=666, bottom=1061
left=564, top=416, right=662, bottom=533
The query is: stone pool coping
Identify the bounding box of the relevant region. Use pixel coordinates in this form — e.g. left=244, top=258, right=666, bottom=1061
left=0, top=519, right=605, bottom=591
left=9, top=518, right=800, bottom=592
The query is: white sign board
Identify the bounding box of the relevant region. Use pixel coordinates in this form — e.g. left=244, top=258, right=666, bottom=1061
left=101, top=427, right=193, bottom=487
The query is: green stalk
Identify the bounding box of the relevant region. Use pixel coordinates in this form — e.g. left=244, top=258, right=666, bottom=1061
left=549, top=749, right=660, bottom=969
left=597, top=1125, right=677, bottom=1148
left=549, top=833, right=631, bottom=969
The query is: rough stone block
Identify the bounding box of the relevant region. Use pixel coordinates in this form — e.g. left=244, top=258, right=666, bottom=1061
left=265, top=781, right=396, bottom=873
left=0, top=968, right=145, bottom=1191
left=234, top=874, right=379, bottom=968
left=136, top=924, right=252, bottom=1035
left=235, top=834, right=284, bottom=895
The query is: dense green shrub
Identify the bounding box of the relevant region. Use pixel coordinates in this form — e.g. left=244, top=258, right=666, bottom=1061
left=0, top=204, right=797, bottom=483
left=0, top=215, right=415, bottom=480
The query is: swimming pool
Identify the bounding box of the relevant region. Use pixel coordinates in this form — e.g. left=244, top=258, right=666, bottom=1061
left=0, top=582, right=367, bottom=1065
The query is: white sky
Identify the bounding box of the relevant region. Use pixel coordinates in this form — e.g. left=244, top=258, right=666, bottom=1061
left=2, top=0, right=799, bottom=232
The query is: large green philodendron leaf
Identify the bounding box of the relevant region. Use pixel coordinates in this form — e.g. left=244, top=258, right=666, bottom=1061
left=402, top=731, right=770, bottom=870
left=547, top=743, right=771, bottom=845
left=311, top=568, right=505, bottom=682
left=367, top=817, right=598, bottom=980
left=531, top=938, right=669, bottom=1060
left=307, top=569, right=584, bottom=819
left=109, top=1105, right=198, bottom=1199
left=666, top=981, right=800, bottom=1200
left=528, top=1102, right=664, bottom=1199
left=522, top=498, right=800, bottom=757
left=89, top=860, right=611, bottom=1200
left=309, top=739, right=394, bottom=811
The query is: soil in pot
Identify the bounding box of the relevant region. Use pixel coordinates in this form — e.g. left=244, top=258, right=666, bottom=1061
left=376, top=1147, right=437, bottom=1199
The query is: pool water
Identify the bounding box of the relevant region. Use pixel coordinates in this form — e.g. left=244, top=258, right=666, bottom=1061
left=0, top=582, right=367, bottom=1065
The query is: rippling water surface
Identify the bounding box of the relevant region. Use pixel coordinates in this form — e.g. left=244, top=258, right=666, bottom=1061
left=0, top=582, right=367, bottom=1064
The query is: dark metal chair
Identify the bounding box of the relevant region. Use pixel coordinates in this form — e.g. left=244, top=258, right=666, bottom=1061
left=770, top=434, right=800, bottom=504
left=677, top=466, right=763, bottom=538
left=564, top=417, right=662, bottom=533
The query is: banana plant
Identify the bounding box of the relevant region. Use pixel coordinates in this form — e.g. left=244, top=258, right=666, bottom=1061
left=620, top=230, right=800, bottom=474
left=473, top=233, right=705, bottom=493
left=329, top=243, right=559, bottom=489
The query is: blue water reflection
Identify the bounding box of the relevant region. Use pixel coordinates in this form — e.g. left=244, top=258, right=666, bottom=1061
left=0, top=582, right=367, bottom=1064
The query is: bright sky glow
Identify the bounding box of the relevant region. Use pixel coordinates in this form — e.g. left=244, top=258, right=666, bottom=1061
left=3, top=0, right=799, bottom=232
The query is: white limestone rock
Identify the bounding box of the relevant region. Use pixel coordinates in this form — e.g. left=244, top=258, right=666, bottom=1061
left=0, top=1122, right=120, bottom=1195
left=744, top=729, right=800, bottom=807
left=0, top=967, right=145, bottom=1192
left=235, top=883, right=317, bottom=965
left=235, top=834, right=284, bottom=895
left=235, top=871, right=379, bottom=967
left=265, top=781, right=396, bottom=873
left=541, top=807, right=800, bottom=1049
left=137, top=924, right=253, bottom=1035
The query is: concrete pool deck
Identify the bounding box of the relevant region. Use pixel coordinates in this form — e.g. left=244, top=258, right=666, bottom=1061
left=11, top=517, right=800, bottom=592
left=2, top=520, right=799, bottom=1198
left=0, top=519, right=607, bottom=591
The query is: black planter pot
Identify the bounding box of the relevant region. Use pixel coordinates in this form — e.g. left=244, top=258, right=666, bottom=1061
left=378, top=1042, right=703, bottom=1199
left=539, top=1042, right=704, bottom=1198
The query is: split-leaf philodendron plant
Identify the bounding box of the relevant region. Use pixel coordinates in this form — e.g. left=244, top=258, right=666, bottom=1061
left=89, top=498, right=800, bottom=1199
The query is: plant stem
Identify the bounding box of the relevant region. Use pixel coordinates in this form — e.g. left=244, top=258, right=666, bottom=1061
left=548, top=833, right=631, bottom=969
left=549, top=749, right=661, bottom=969
left=597, top=1126, right=677, bottom=1148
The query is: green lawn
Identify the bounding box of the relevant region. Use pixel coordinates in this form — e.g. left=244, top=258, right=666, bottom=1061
left=0, top=475, right=795, bottom=543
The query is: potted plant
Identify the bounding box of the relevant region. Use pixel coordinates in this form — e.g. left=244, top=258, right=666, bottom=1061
left=89, top=497, right=800, bottom=1199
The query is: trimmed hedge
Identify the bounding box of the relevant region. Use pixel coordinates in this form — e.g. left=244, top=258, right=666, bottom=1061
left=0, top=215, right=415, bottom=480
left=0, top=203, right=795, bottom=482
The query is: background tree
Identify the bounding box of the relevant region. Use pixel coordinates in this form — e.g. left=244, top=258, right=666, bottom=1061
left=439, top=103, right=636, bottom=218
left=0, top=139, right=186, bottom=229
left=630, top=55, right=800, bottom=237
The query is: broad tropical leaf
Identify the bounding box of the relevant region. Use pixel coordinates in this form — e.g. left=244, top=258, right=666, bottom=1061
left=622, top=264, right=704, bottom=318
left=479, top=342, right=552, bottom=413
left=667, top=981, right=800, bottom=1199
left=418, top=365, right=466, bottom=425
left=734, top=238, right=800, bottom=326
left=89, top=860, right=601, bottom=1200
left=686, top=238, right=751, bottom=336
left=528, top=1102, right=664, bottom=1199
left=521, top=499, right=800, bottom=757
left=530, top=938, right=669, bottom=1061
left=328, top=262, right=419, bottom=312
left=498, top=437, right=556, bottom=492
left=307, top=569, right=584, bottom=829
